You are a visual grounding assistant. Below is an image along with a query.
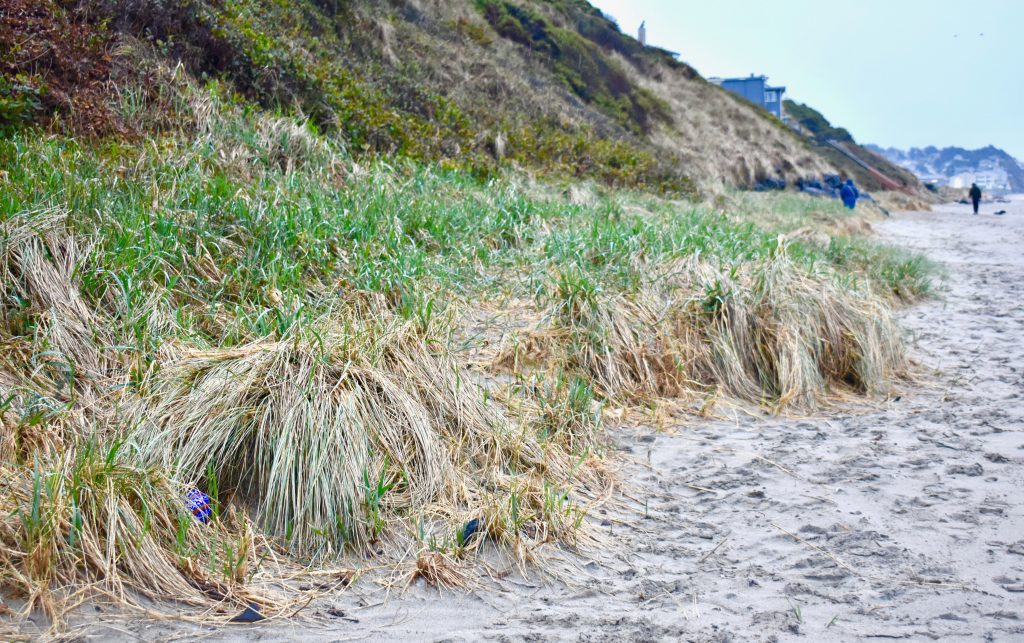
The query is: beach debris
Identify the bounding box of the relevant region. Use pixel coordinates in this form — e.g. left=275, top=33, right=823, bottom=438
left=185, top=488, right=213, bottom=523
left=460, top=518, right=483, bottom=545
left=410, top=550, right=475, bottom=589
left=327, top=605, right=359, bottom=622
left=230, top=602, right=265, bottom=623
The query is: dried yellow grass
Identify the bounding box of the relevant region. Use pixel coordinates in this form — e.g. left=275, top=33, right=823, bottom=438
left=126, top=304, right=605, bottom=564
left=667, top=253, right=904, bottom=410
left=0, top=444, right=280, bottom=631
left=0, top=209, right=109, bottom=379
left=0, top=209, right=608, bottom=631
left=498, top=249, right=903, bottom=412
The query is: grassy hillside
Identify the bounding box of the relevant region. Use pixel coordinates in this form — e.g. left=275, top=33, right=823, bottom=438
left=0, top=0, right=934, bottom=632
left=1, top=0, right=839, bottom=193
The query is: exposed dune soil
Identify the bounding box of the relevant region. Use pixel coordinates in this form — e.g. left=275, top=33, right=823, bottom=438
left=53, top=198, right=1024, bottom=641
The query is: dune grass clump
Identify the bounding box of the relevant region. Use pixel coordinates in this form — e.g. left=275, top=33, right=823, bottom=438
left=526, top=371, right=602, bottom=452
left=507, top=248, right=906, bottom=412
left=671, top=253, right=905, bottom=409
left=0, top=210, right=109, bottom=380
left=126, top=305, right=598, bottom=560
left=547, top=268, right=682, bottom=400
left=0, top=214, right=280, bottom=629
left=0, top=440, right=270, bottom=625
left=825, top=236, right=936, bottom=302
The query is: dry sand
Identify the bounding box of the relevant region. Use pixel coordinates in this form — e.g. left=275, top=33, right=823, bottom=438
left=64, top=198, right=1024, bottom=641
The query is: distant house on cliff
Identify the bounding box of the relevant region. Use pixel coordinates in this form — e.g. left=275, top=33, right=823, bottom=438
left=710, top=74, right=786, bottom=119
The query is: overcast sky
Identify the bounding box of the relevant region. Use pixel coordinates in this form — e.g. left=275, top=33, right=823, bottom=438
left=590, top=0, right=1024, bottom=160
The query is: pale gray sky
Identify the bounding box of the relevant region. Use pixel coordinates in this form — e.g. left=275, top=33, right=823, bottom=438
left=591, top=0, right=1024, bottom=159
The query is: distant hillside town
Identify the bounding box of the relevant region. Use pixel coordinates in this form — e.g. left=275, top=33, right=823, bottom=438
left=867, top=145, right=1024, bottom=194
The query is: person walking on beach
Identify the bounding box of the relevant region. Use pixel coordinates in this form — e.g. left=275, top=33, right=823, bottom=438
left=840, top=178, right=860, bottom=210
left=969, top=182, right=982, bottom=215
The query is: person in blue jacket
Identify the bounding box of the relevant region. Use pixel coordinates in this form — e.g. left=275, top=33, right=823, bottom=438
left=840, top=179, right=860, bottom=210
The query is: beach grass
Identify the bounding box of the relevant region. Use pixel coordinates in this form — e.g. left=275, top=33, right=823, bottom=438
left=0, top=80, right=934, bottom=629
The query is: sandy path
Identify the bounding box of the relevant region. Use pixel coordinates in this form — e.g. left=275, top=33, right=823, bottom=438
left=73, top=200, right=1024, bottom=641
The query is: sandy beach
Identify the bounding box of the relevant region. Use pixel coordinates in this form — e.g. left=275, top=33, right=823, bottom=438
left=67, top=198, right=1024, bottom=642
